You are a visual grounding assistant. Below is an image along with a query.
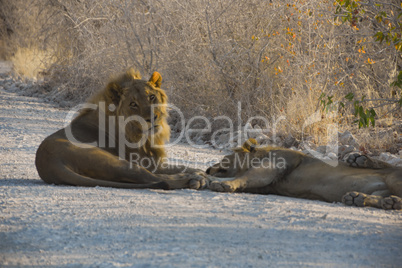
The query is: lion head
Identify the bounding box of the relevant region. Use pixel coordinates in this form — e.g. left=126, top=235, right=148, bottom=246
left=84, top=68, right=170, bottom=161
left=206, top=138, right=258, bottom=177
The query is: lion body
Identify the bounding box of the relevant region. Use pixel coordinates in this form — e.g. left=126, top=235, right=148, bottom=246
left=35, top=69, right=206, bottom=190
left=207, top=140, right=402, bottom=209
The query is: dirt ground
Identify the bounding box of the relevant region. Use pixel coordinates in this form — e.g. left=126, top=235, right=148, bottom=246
left=0, top=62, right=401, bottom=267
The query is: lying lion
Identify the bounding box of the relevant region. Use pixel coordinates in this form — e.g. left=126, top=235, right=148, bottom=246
left=36, top=69, right=208, bottom=190
left=207, top=139, right=402, bottom=210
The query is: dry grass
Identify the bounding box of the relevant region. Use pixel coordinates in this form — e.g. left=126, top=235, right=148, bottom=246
left=1, top=0, right=401, bottom=152
left=10, top=47, right=55, bottom=79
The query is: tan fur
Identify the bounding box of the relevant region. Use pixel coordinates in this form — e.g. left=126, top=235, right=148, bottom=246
left=35, top=68, right=207, bottom=190
left=207, top=139, right=402, bottom=210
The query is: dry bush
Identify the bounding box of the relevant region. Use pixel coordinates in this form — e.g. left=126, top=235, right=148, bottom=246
left=10, top=47, right=55, bottom=78
left=2, top=0, right=401, bottom=151
left=0, top=0, right=76, bottom=80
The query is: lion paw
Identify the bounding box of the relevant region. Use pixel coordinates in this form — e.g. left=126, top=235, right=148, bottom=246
left=210, top=181, right=235, bottom=192
left=188, top=173, right=210, bottom=190
left=342, top=191, right=367, bottom=207
left=381, top=195, right=402, bottom=210
left=346, top=153, right=389, bottom=169
left=346, top=153, right=370, bottom=168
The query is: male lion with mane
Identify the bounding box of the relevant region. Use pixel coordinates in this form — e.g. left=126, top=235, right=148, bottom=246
left=207, top=139, right=402, bottom=210
left=36, top=68, right=208, bottom=190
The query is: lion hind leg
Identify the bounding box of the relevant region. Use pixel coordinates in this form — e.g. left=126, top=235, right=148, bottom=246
left=56, top=164, right=169, bottom=189
left=62, top=146, right=209, bottom=190
left=342, top=191, right=382, bottom=208
left=159, top=172, right=210, bottom=190
left=346, top=153, right=391, bottom=169
left=384, top=172, right=402, bottom=197
left=209, top=167, right=278, bottom=193
left=381, top=196, right=402, bottom=210
left=381, top=172, right=402, bottom=209
left=342, top=191, right=402, bottom=210
left=210, top=179, right=240, bottom=193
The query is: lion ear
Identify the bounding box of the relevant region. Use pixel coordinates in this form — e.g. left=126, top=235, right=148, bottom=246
left=149, top=71, right=162, bottom=88
left=242, top=138, right=258, bottom=153
left=106, top=82, right=124, bottom=105
left=126, top=68, right=141, bottom=80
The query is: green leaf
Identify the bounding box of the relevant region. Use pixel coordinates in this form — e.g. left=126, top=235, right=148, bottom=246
left=335, top=6, right=341, bottom=16
left=358, top=106, right=365, bottom=118
left=358, top=119, right=363, bottom=128
left=370, top=117, right=375, bottom=127
left=345, top=92, right=354, bottom=100
left=374, top=31, right=384, bottom=43
left=353, top=101, right=360, bottom=116
left=327, top=96, right=333, bottom=106
left=397, top=71, right=402, bottom=80
left=319, top=93, right=326, bottom=100
left=379, top=11, right=387, bottom=17
left=390, top=71, right=402, bottom=88
left=369, top=108, right=376, bottom=117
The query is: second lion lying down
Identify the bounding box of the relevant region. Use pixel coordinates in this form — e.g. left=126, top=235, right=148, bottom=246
left=207, top=139, right=402, bottom=210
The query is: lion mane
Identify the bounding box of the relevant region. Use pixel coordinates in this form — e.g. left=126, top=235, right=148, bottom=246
left=85, top=68, right=170, bottom=161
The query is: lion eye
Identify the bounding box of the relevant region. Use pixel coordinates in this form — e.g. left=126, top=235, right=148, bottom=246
left=218, top=168, right=227, bottom=173
left=130, top=102, right=138, bottom=109
left=149, top=94, right=156, bottom=102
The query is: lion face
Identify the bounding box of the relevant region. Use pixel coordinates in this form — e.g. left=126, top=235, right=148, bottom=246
left=206, top=138, right=259, bottom=177
left=206, top=154, right=240, bottom=178
left=103, top=69, right=169, bottom=140
left=117, top=80, right=167, bottom=135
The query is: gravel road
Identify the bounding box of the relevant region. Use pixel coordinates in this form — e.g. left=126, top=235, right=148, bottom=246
left=0, top=64, right=401, bottom=267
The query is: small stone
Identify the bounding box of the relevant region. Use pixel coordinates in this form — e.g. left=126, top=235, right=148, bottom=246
left=339, top=130, right=359, bottom=147
left=327, top=152, right=338, bottom=160
left=338, top=145, right=355, bottom=159
left=316, top=145, right=327, bottom=154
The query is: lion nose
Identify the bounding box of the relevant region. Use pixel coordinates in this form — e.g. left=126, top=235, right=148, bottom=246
left=206, top=166, right=212, bottom=174
left=146, top=115, right=158, bottom=123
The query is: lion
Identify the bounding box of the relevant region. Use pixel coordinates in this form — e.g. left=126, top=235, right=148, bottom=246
left=35, top=68, right=208, bottom=190
left=206, top=139, right=402, bottom=210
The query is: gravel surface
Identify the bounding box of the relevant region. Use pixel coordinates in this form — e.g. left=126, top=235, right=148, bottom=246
left=0, top=64, right=401, bottom=267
